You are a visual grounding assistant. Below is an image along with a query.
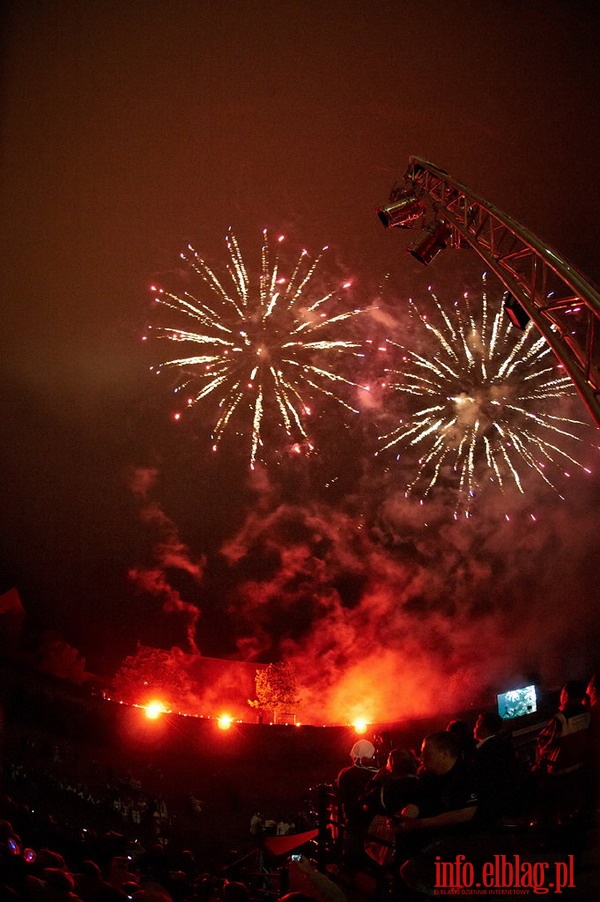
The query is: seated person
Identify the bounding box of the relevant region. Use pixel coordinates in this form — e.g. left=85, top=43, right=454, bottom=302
left=473, top=711, right=519, bottom=823
left=394, top=731, right=479, bottom=894
left=535, top=680, right=591, bottom=778
left=587, top=672, right=600, bottom=820
left=360, top=748, right=422, bottom=869
left=337, top=739, right=379, bottom=824
left=336, top=739, right=379, bottom=868
left=360, top=747, right=421, bottom=818
left=401, top=731, right=478, bottom=833
left=534, top=679, right=592, bottom=821
left=447, top=719, right=478, bottom=767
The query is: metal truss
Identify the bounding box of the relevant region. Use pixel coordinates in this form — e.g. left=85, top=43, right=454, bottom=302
left=384, top=156, right=600, bottom=427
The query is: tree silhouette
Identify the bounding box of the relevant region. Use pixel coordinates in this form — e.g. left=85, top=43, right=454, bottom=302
left=112, top=644, right=191, bottom=709
left=248, top=662, right=300, bottom=723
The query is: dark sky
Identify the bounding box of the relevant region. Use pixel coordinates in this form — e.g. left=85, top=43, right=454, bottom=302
left=1, top=0, right=599, bottom=722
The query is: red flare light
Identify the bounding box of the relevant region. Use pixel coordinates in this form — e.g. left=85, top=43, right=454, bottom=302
left=144, top=700, right=167, bottom=720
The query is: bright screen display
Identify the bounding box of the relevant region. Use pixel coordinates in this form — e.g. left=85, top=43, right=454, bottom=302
left=497, top=684, right=537, bottom=719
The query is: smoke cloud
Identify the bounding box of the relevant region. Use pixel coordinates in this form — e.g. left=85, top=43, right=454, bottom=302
left=218, top=465, right=600, bottom=724
left=129, top=467, right=204, bottom=654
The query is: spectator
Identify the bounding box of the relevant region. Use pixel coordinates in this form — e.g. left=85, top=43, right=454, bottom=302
left=446, top=719, right=477, bottom=766
left=38, top=867, right=83, bottom=902
left=535, top=680, right=592, bottom=822
left=129, top=883, right=171, bottom=902
left=75, top=861, right=128, bottom=902
left=336, top=739, right=378, bottom=869
left=587, top=672, right=600, bottom=710
left=586, top=671, right=600, bottom=820
left=107, top=857, right=139, bottom=891
left=336, top=740, right=378, bottom=823
left=360, top=748, right=420, bottom=818
left=395, top=731, right=479, bottom=895
left=222, top=881, right=249, bottom=902
left=399, top=731, right=478, bottom=833
left=249, top=812, right=263, bottom=835
left=360, top=748, right=421, bottom=869
left=473, top=711, right=519, bottom=823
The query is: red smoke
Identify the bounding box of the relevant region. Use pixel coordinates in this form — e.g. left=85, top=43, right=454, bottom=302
left=129, top=467, right=203, bottom=654
left=218, top=471, right=600, bottom=724
left=127, top=452, right=600, bottom=725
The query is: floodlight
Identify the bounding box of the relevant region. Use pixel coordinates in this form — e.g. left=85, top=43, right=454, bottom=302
left=144, top=700, right=167, bottom=720
left=408, top=221, right=452, bottom=265
left=352, top=718, right=369, bottom=734
left=376, top=194, right=424, bottom=229
left=503, top=291, right=530, bottom=330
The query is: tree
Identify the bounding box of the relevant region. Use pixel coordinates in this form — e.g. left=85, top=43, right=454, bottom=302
left=35, top=631, right=91, bottom=684
left=112, top=644, right=191, bottom=709
left=248, top=662, right=300, bottom=723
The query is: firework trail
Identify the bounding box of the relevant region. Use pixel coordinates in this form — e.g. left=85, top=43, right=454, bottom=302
left=377, top=274, right=594, bottom=515
left=148, top=230, right=367, bottom=467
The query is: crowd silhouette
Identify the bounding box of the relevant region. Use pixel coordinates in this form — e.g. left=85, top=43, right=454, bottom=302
left=2, top=671, right=599, bottom=901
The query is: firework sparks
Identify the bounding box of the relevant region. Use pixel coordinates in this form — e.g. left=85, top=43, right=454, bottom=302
left=148, top=230, right=366, bottom=466
left=377, top=275, right=594, bottom=513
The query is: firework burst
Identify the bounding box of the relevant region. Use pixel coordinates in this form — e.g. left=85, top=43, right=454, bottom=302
left=377, top=274, right=594, bottom=514
left=148, top=230, right=367, bottom=467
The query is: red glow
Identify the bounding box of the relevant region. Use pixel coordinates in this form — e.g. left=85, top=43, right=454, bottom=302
left=144, top=700, right=167, bottom=720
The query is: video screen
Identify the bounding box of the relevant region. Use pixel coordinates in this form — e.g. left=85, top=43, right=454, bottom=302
left=497, top=684, right=537, bottom=719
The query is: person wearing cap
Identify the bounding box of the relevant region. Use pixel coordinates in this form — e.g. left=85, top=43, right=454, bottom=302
left=336, top=739, right=378, bottom=869
left=337, top=741, right=379, bottom=817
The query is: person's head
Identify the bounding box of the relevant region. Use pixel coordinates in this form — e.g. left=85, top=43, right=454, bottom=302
left=559, top=679, right=588, bottom=709
left=350, top=739, right=376, bottom=766
left=223, top=881, right=249, bottom=902
left=42, top=868, right=75, bottom=893
left=587, top=672, right=600, bottom=707
left=131, top=884, right=171, bottom=902
left=36, top=849, right=67, bottom=871
left=446, top=719, right=473, bottom=745
left=78, top=861, right=102, bottom=883
left=420, top=731, right=460, bottom=775
left=386, top=747, right=417, bottom=776
left=474, top=711, right=503, bottom=742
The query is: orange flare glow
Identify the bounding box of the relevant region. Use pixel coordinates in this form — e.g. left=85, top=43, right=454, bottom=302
left=144, top=700, right=167, bottom=720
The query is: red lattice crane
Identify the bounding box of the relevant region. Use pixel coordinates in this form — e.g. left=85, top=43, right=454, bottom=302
left=377, top=157, right=600, bottom=428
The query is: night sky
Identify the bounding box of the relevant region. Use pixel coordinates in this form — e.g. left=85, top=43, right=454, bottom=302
left=2, top=0, right=599, bottom=724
